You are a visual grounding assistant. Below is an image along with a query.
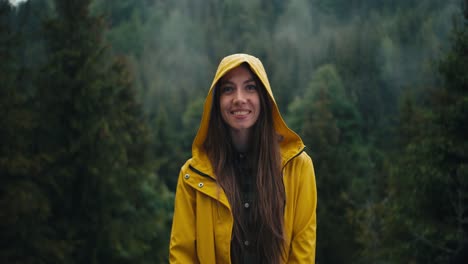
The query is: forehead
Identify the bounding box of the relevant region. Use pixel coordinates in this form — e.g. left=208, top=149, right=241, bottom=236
left=220, top=65, right=255, bottom=83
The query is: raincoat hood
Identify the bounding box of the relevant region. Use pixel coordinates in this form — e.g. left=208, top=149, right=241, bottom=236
left=191, top=53, right=305, bottom=177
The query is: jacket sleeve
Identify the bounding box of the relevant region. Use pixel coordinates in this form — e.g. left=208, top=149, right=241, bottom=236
left=287, top=154, right=317, bottom=263
left=169, top=166, right=199, bottom=263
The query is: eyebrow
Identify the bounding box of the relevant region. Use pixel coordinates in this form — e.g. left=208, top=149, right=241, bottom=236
left=219, top=78, right=256, bottom=86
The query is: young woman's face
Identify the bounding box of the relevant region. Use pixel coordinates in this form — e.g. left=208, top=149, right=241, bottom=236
left=218, top=65, right=261, bottom=135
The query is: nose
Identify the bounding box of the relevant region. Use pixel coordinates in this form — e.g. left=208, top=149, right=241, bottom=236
left=233, top=89, right=246, bottom=104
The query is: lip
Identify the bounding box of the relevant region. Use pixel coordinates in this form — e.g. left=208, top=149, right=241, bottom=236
left=231, top=110, right=251, bottom=115
left=230, top=109, right=251, bottom=119
left=231, top=108, right=251, bottom=113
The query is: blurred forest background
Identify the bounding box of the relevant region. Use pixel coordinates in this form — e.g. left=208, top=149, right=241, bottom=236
left=1, top=0, right=467, bottom=263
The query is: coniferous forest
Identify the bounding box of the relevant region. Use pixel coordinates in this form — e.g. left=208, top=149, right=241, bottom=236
left=1, top=0, right=467, bottom=263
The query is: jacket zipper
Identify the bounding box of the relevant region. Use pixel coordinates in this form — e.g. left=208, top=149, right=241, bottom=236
left=282, top=147, right=306, bottom=170
left=189, top=164, right=212, bottom=179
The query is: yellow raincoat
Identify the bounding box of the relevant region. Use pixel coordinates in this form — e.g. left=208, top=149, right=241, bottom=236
left=169, top=54, right=317, bottom=263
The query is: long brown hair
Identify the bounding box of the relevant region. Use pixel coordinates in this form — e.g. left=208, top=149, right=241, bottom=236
left=204, top=64, right=285, bottom=264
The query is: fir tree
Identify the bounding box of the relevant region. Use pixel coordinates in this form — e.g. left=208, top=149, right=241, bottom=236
left=287, top=64, right=363, bottom=263
left=28, top=0, right=173, bottom=262
left=0, top=1, right=54, bottom=262
left=387, top=2, right=468, bottom=262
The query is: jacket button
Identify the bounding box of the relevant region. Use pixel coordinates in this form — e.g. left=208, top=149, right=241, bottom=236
left=184, top=174, right=190, bottom=179
left=244, top=240, right=250, bottom=246
left=244, top=202, right=250, bottom=208
left=198, top=182, right=204, bottom=188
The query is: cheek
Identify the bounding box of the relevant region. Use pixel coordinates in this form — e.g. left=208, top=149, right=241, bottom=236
left=219, top=98, right=230, bottom=121
left=219, top=97, right=229, bottom=112
left=252, top=95, right=261, bottom=111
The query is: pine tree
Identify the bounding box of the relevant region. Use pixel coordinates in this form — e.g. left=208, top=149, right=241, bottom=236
left=287, top=64, right=363, bottom=263
left=28, top=0, right=173, bottom=262
left=0, top=1, right=56, bottom=262
left=386, top=2, right=468, bottom=262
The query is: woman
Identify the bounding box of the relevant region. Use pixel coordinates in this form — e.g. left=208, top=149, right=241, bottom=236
left=169, top=54, right=317, bottom=263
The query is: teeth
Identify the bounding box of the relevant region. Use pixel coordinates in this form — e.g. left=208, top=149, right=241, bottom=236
left=233, top=111, right=249, bottom=115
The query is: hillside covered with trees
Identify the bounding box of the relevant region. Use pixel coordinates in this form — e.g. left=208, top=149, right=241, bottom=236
left=1, top=0, right=467, bottom=263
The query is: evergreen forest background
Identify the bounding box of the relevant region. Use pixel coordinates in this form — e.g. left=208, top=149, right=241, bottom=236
left=1, top=0, right=467, bottom=263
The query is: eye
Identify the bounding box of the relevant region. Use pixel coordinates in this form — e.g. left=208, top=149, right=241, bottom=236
left=245, top=84, right=257, bottom=91
left=221, top=86, right=234, bottom=94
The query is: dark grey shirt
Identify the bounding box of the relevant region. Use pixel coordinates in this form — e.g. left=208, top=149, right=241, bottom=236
left=231, top=152, right=258, bottom=264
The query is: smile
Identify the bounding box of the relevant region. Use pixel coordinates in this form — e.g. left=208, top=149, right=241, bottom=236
left=231, top=110, right=251, bottom=115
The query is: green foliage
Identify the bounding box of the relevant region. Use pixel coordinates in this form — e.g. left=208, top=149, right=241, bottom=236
left=3, top=0, right=465, bottom=263
left=0, top=1, right=52, bottom=262
left=1, top=0, right=172, bottom=262
left=286, top=64, right=364, bottom=263
left=383, top=4, right=468, bottom=263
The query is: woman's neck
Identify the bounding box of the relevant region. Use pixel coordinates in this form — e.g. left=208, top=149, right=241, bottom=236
left=230, top=129, right=251, bottom=153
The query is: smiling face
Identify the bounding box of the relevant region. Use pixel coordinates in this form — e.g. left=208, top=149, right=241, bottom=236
left=218, top=65, right=261, bottom=141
